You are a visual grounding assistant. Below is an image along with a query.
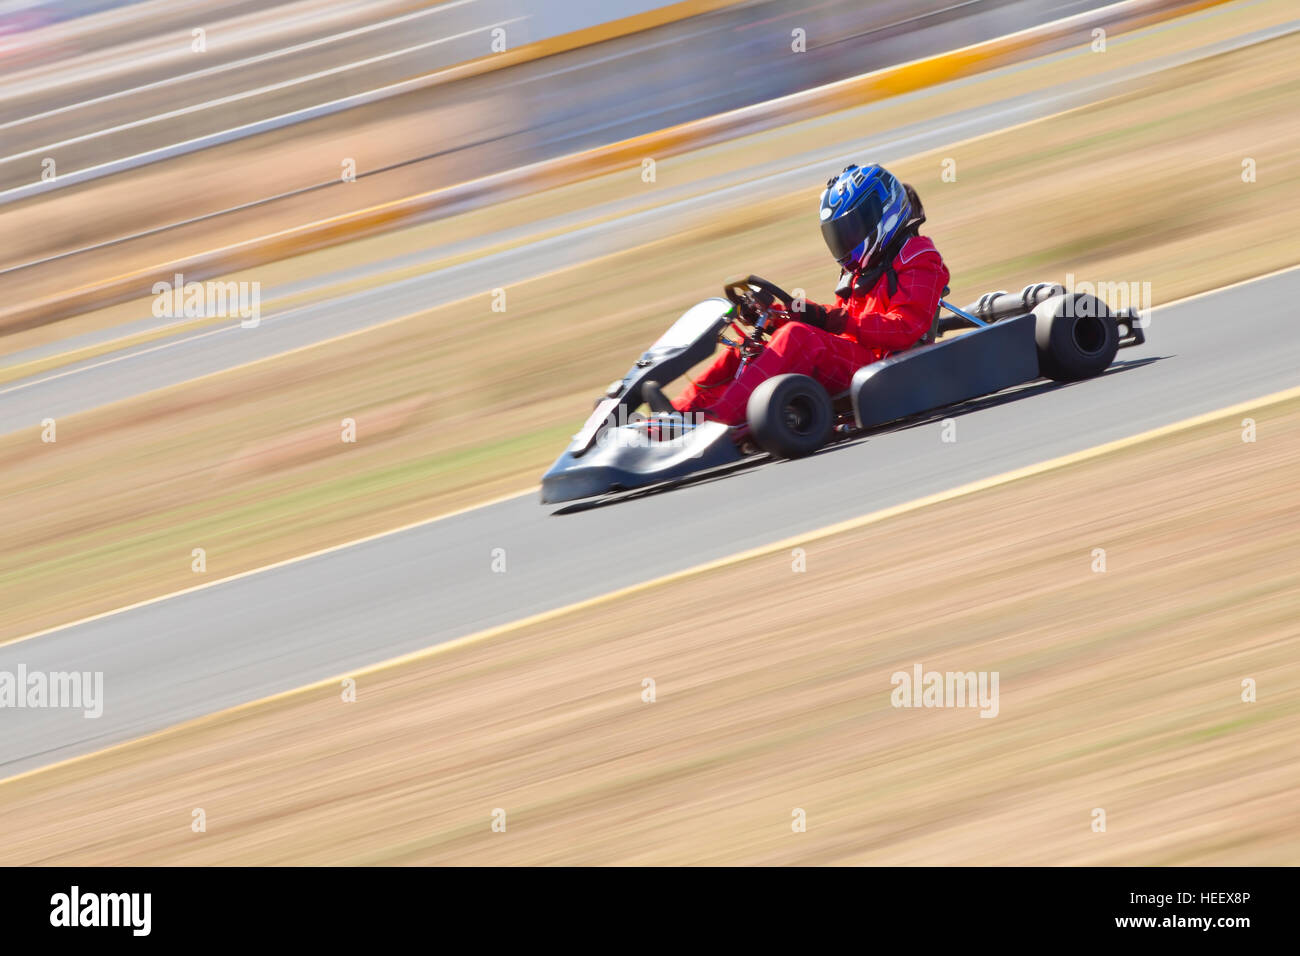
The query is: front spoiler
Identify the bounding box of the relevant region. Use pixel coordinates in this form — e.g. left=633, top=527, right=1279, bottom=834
left=540, top=420, right=742, bottom=504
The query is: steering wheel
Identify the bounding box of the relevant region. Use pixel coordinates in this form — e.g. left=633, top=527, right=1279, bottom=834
left=722, top=275, right=798, bottom=330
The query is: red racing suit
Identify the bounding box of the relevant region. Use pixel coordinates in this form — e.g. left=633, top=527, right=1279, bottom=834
left=674, top=235, right=951, bottom=425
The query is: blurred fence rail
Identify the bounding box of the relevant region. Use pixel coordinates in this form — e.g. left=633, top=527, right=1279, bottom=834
left=0, top=0, right=1227, bottom=333
left=0, top=0, right=739, bottom=202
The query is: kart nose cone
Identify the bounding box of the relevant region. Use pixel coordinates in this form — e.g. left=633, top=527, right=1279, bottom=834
left=539, top=420, right=742, bottom=505
left=540, top=450, right=616, bottom=504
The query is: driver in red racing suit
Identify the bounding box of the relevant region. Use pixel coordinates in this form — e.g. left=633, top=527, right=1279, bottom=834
left=674, top=164, right=949, bottom=426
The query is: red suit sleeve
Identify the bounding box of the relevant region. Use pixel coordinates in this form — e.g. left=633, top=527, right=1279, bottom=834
left=803, top=237, right=950, bottom=353
left=843, top=242, right=949, bottom=350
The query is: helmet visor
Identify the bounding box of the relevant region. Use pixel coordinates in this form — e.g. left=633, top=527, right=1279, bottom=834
left=821, top=193, right=882, bottom=265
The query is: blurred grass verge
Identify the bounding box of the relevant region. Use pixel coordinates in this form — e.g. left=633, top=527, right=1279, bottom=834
left=1, top=27, right=1298, bottom=639
left=1, top=393, right=1295, bottom=864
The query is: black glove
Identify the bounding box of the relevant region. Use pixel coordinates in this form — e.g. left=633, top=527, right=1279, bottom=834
left=799, top=302, right=829, bottom=327
left=795, top=302, right=845, bottom=335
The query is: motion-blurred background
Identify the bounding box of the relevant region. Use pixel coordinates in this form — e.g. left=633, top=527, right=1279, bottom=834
left=0, top=0, right=1153, bottom=310
left=1, top=0, right=1297, bottom=865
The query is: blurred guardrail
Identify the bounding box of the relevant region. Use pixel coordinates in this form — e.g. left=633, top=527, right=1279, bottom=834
left=0, top=0, right=743, bottom=202
left=0, top=0, right=1232, bottom=333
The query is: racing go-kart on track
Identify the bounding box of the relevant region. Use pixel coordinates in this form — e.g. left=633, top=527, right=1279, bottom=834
left=540, top=277, right=1146, bottom=505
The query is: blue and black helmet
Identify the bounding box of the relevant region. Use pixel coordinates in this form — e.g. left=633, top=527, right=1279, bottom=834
left=818, top=164, right=912, bottom=270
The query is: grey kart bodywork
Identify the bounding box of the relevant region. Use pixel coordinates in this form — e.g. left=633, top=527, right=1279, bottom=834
left=852, top=287, right=1144, bottom=428
left=541, top=299, right=743, bottom=504
left=541, top=419, right=741, bottom=504
left=541, top=285, right=1146, bottom=505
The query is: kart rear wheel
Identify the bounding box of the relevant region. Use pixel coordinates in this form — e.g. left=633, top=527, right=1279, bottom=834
left=747, top=374, right=832, bottom=458
left=1034, top=293, right=1119, bottom=382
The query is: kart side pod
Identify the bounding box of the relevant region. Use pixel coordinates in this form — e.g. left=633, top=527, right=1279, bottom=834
left=851, top=293, right=1121, bottom=430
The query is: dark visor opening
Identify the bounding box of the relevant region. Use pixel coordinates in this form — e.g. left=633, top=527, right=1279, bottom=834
left=821, top=194, right=881, bottom=264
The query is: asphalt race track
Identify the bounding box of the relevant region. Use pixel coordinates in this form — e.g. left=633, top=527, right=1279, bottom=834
left=2, top=267, right=1298, bottom=776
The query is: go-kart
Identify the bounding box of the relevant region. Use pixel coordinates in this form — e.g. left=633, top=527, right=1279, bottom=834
left=539, top=276, right=1146, bottom=504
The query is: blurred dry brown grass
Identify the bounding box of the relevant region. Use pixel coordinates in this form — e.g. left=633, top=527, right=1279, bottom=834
left=3, top=394, right=1295, bottom=865
left=1, top=19, right=1297, bottom=641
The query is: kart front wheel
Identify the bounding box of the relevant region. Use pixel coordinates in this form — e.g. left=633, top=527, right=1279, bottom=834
left=747, top=374, right=832, bottom=458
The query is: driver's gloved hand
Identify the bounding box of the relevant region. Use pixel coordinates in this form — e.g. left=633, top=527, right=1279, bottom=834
left=795, top=302, right=846, bottom=335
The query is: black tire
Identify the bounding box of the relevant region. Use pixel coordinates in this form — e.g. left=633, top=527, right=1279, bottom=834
left=1033, top=293, right=1119, bottom=382
left=746, top=374, right=832, bottom=458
